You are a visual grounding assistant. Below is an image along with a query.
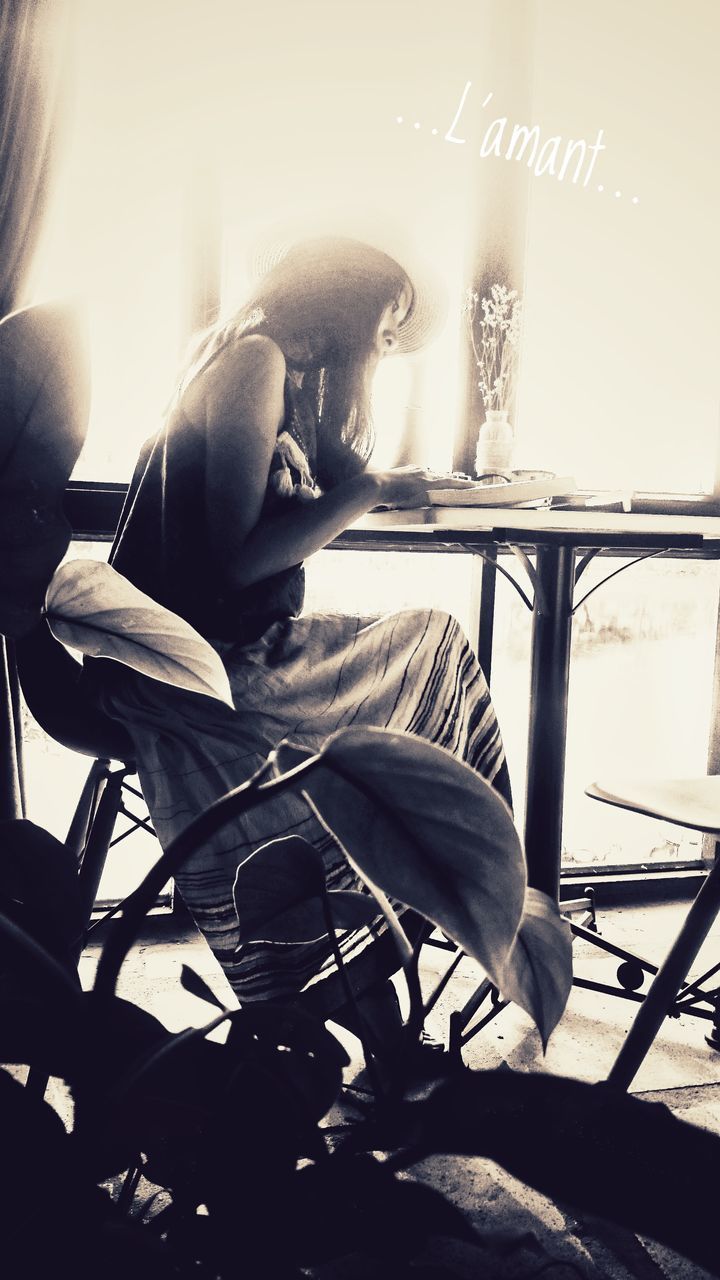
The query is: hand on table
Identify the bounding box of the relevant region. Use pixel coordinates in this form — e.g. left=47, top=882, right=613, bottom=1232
left=369, top=466, right=478, bottom=509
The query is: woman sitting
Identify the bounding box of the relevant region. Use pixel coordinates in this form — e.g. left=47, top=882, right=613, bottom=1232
left=96, top=236, right=512, bottom=1045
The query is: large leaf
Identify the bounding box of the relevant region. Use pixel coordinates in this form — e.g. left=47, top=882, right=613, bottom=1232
left=0, top=303, right=89, bottom=639
left=0, top=1068, right=88, bottom=1262
left=496, top=887, right=573, bottom=1049
left=233, top=834, right=379, bottom=945
left=0, top=819, right=83, bottom=958
left=233, top=835, right=325, bottom=945
left=45, top=559, right=233, bottom=706
left=224, top=1003, right=350, bottom=1125
left=179, top=964, right=228, bottom=1011
left=242, top=889, right=380, bottom=945
left=286, top=727, right=527, bottom=994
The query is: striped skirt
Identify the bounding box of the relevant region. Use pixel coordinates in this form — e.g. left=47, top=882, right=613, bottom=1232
left=100, top=608, right=512, bottom=1014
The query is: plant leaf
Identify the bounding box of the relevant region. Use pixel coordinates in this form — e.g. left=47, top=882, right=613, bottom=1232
left=0, top=303, right=89, bottom=639
left=0, top=1067, right=88, bottom=1253
left=225, top=1003, right=350, bottom=1070
left=0, top=903, right=82, bottom=1005
left=327, top=889, right=382, bottom=929
left=233, top=835, right=327, bottom=946
left=224, top=1004, right=349, bottom=1132
left=0, top=818, right=83, bottom=955
left=0, top=998, right=85, bottom=1077
left=496, top=887, right=573, bottom=1049
left=179, top=963, right=228, bottom=1011
left=233, top=833, right=381, bottom=945
left=298, top=727, right=527, bottom=993
left=44, top=559, right=233, bottom=706
left=270, top=743, right=415, bottom=959
left=245, top=889, right=380, bottom=945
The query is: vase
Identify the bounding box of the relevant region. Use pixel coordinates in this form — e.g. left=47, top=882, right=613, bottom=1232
left=475, top=410, right=514, bottom=479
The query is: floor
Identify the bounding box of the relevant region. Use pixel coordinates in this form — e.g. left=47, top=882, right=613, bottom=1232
left=405, top=901, right=720, bottom=1280
left=41, top=898, right=720, bottom=1277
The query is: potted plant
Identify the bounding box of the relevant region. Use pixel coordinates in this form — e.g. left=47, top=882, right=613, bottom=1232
left=1, top=730, right=720, bottom=1277
left=2, top=556, right=719, bottom=1277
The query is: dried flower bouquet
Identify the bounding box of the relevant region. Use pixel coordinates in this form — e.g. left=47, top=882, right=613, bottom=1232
left=464, top=283, right=523, bottom=413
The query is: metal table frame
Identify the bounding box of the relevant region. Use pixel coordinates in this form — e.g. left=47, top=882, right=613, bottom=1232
left=335, top=510, right=720, bottom=899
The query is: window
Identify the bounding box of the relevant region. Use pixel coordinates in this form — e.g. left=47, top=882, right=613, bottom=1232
left=304, top=548, right=479, bottom=637
left=562, top=555, right=720, bottom=867
left=514, top=0, right=720, bottom=493
left=30, top=2, right=712, bottom=488
left=489, top=552, right=720, bottom=868
left=33, top=0, right=517, bottom=479
left=32, top=2, right=719, bottom=490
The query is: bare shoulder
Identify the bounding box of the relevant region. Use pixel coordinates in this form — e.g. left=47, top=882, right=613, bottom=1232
left=184, top=334, right=286, bottom=430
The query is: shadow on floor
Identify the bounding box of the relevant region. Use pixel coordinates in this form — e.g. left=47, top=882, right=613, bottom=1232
left=54, top=897, right=718, bottom=1278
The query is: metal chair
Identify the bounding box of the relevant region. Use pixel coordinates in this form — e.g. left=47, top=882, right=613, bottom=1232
left=15, top=619, right=139, bottom=943
left=0, top=301, right=142, bottom=990
left=585, top=776, right=720, bottom=1090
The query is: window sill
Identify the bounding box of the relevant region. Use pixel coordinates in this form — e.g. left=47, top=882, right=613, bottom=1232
left=561, top=866, right=708, bottom=908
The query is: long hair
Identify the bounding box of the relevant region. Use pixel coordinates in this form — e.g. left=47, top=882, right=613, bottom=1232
left=173, top=237, right=413, bottom=489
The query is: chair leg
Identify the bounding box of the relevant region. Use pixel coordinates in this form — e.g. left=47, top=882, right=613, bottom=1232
left=608, top=860, right=720, bottom=1091
left=23, top=768, right=127, bottom=1102
left=76, top=769, right=127, bottom=935
left=64, top=758, right=110, bottom=864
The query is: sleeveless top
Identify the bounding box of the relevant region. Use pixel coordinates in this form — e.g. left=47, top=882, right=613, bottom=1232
left=109, top=365, right=320, bottom=643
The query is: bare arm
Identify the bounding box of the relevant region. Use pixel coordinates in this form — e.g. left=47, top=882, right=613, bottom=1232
left=199, top=336, right=433, bottom=593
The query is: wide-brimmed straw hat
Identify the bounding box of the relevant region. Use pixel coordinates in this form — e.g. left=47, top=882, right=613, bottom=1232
left=247, top=216, right=447, bottom=353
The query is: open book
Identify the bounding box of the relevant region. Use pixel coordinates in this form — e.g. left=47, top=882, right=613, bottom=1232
left=428, top=475, right=578, bottom=507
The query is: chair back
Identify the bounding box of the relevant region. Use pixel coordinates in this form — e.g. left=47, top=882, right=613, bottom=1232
left=0, top=302, right=87, bottom=638
left=15, top=620, right=134, bottom=763
left=0, top=301, right=134, bottom=764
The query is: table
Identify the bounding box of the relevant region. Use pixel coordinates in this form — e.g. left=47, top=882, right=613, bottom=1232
left=336, top=506, right=720, bottom=900
left=65, top=482, right=720, bottom=902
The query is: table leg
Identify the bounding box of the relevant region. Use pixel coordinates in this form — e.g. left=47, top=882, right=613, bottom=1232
left=524, top=543, right=576, bottom=899
left=476, top=545, right=497, bottom=684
